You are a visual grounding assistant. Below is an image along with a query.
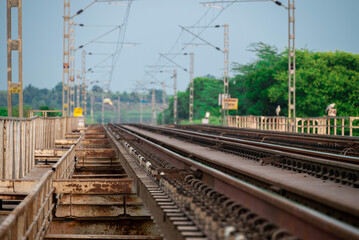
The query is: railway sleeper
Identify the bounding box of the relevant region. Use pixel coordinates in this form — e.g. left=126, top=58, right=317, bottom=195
left=131, top=124, right=359, bottom=187
left=108, top=135, right=207, bottom=239
left=111, top=127, right=298, bottom=240
left=160, top=175, right=298, bottom=240
left=208, top=141, right=359, bottom=188
left=114, top=124, right=359, bottom=228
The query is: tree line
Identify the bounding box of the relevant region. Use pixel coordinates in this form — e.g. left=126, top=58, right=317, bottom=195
left=1, top=42, right=358, bottom=123
left=161, top=42, right=359, bottom=124
left=0, top=83, right=169, bottom=117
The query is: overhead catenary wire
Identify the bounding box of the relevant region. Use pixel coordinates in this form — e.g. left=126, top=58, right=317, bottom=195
left=76, top=25, right=122, bottom=50
left=143, top=2, right=234, bottom=86
left=200, top=0, right=287, bottom=9
left=200, top=0, right=272, bottom=3
left=108, top=0, right=134, bottom=87
left=180, top=26, right=223, bottom=53
left=88, top=52, right=113, bottom=55
left=159, top=54, right=188, bottom=72
left=71, top=0, right=98, bottom=19
left=87, top=55, right=114, bottom=72
left=75, top=24, right=119, bottom=28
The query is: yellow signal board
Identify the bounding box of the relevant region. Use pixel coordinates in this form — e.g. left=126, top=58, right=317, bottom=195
left=10, top=86, right=21, bottom=94
left=223, top=98, right=238, bottom=110
left=74, top=107, right=83, bottom=117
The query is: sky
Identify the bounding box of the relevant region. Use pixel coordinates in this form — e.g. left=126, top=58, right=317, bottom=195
left=0, top=0, right=358, bottom=95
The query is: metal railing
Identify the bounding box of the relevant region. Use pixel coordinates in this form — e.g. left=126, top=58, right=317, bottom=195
left=0, top=170, right=54, bottom=240
left=0, top=116, right=79, bottom=179
left=227, top=115, right=359, bottom=136
left=0, top=130, right=84, bottom=240
left=52, top=132, right=84, bottom=179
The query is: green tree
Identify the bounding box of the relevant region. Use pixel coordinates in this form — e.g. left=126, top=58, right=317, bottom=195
left=232, top=43, right=359, bottom=117
left=161, top=77, right=222, bottom=124
left=0, top=107, right=7, bottom=117
left=232, top=42, right=283, bottom=116
left=268, top=50, right=359, bottom=117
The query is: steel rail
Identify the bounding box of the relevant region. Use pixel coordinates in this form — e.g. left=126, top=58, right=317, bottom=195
left=186, top=124, right=359, bottom=141
left=108, top=124, right=359, bottom=240
left=128, top=124, right=359, bottom=189
left=138, top=124, right=359, bottom=165
left=115, top=124, right=359, bottom=226
left=175, top=124, right=359, bottom=155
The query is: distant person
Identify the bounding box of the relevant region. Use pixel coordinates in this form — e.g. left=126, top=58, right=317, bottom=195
left=325, top=103, right=335, bottom=114
left=276, top=105, right=281, bottom=116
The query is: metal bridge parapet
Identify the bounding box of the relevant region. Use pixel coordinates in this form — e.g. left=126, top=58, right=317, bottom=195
left=227, top=115, right=359, bottom=136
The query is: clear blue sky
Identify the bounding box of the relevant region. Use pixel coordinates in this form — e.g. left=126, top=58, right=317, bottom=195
left=1, top=0, right=358, bottom=95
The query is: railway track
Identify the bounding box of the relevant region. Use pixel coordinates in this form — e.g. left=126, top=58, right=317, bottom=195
left=106, top=123, right=359, bottom=240
left=172, top=124, right=359, bottom=157
left=126, top=124, right=359, bottom=188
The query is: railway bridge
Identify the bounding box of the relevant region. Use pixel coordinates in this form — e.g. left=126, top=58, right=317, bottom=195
left=1, top=0, right=359, bottom=239
left=0, top=116, right=358, bottom=240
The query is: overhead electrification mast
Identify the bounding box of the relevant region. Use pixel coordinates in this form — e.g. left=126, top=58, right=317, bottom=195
left=63, top=0, right=70, bottom=116
left=7, top=0, right=23, bottom=117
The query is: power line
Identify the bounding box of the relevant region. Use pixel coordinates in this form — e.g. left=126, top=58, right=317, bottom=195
left=159, top=54, right=188, bottom=72
left=108, top=0, right=134, bottom=88
left=71, top=0, right=98, bottom=19
left=145, top=2, right=233, bottom=81
left=75, top=24, right=118, bottom=28
left=76, top=25, right=122, bottom=50
left=180, top=25, right=223, bottom=53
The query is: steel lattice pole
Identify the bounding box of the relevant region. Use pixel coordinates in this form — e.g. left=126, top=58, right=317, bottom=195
left=69, top=21, right=75, bottom=116
left=62, top=0, right=70, bottom=116
left=7, top=0, right=23, bottom=117
left=173, top=69, right=178, bottom=124
left=152, top=88, right=156, bottom=125
left=118, top=95, right=120, bottom=123
left=162, top=82, right=166, bottom=125
left=223, top=24, right=229, bottom=126
left=82, top=50, right=87, bottom=118
left=288, top=0, right=295, bottom=118
left=91, top=92, right=94, bottom=123
left=189, top=53, right=194, bottom=122
left=140, top=96, right=143, bottom=123
left=102, top=93, right=104, bottom=124
left=76, top=70, right=80, bottom=108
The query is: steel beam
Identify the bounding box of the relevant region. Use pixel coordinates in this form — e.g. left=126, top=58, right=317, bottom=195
left=0, top=179, right=37, bottom=193
left=53, top=179, right=133, bottom=194
left=75, top=149, right=117, bottom=158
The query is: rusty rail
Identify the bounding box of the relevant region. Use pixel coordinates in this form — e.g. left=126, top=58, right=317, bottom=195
left=175, top=124, right=359, bottom=157
left=109, top=124, right=359, bottom=239
left=130, top=124, right=359, bottom=188
left=228, top=115, right=359, bottom=136
left=0, top=116, right=79, bottom=179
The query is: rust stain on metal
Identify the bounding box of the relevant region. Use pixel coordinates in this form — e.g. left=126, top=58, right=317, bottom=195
left=53, top=179, right=133, bottom=194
